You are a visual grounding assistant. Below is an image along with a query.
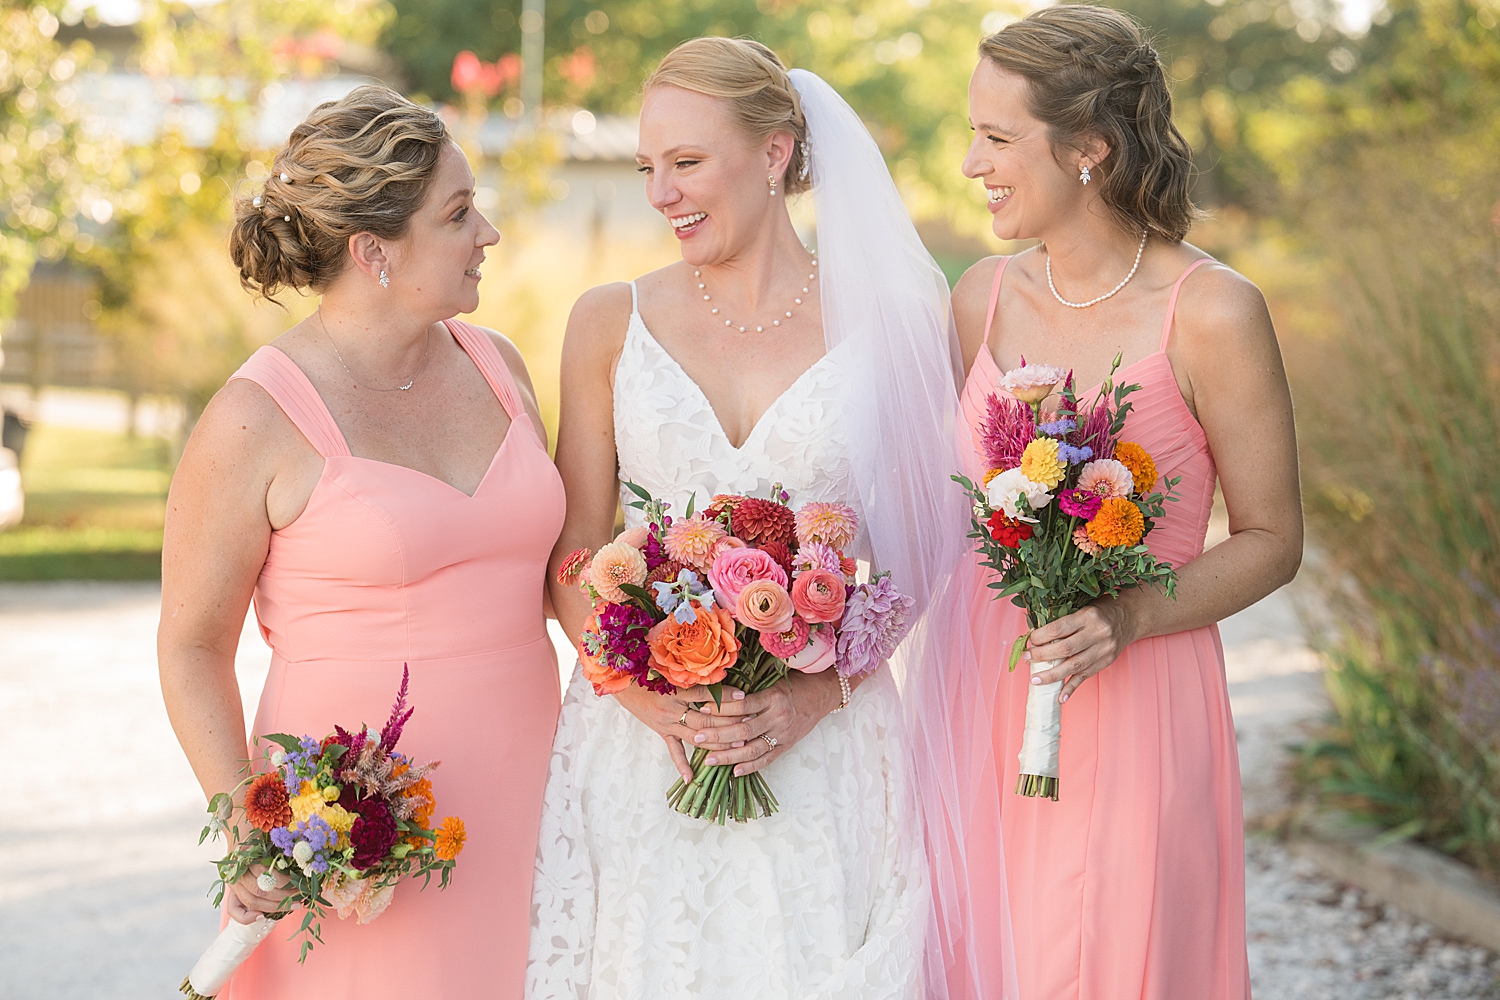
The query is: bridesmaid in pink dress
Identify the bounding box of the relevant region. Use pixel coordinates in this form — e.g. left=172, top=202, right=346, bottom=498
left=949, top=9, right=1302, bottom=998
left=158, top=87, right=563, bottom=997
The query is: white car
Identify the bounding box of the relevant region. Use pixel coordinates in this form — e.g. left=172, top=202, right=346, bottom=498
left=0, top=446, right=22, bottom=529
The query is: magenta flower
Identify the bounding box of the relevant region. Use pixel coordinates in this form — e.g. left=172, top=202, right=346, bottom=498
left=1058, top=488, right=1103, bottom=519
left=978, top=393, right=1035, bottom=472
left=760, top=616, right=811, bottom=658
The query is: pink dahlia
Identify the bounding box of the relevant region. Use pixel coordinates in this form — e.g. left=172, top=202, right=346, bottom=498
left=663, top=514, right=727, bottom=570
left=794, top=502, right=859, bottom=549
left=556, top=547, right=591, bottom=587
left=791, top=541, right=843, bottom=579
left=588, top=541, right=649, bottom=603
left=836, top=575, right=915, bottom=678
left=1076, top=459, right=1134, bottom=501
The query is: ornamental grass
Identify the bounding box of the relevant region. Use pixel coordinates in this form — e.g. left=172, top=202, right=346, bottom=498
left=1285, top=142, right=1500, bottom=876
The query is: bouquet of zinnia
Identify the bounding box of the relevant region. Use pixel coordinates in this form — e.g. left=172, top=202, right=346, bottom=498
left=954, top=357, right=1179, bottom=801
left=181, top=668, right=464, bottom=998
left=556, top=483, right=914, bottom=824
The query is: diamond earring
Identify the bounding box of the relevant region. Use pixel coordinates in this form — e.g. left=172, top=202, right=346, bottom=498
left=768, top=173, right=778, bottom=196
left=379, top=270, right=389, bottom=289
left=1079, top=164, right=1092, bottom=186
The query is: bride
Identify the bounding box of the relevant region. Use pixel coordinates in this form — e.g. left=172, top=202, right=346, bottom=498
left=529, top=37, right=1013, bottom=1000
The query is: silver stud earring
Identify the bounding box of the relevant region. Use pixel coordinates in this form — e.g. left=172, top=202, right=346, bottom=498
left=1080, top=164, right=1092, bottom=186
left=379, top=270, right=389, bottom=289
left=768, top=173, right=778, bottom=196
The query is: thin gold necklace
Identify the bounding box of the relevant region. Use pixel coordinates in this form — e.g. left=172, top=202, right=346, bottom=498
left=317, top=309, right=432, bottom=392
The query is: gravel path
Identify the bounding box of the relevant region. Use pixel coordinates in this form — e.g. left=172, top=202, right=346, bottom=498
left=3, top=580, right=1496, bottom=998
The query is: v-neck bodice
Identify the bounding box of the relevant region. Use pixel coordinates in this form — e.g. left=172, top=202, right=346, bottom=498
left=613, top=285, right=857, bottom=532
left=228, top=319, right=566, bottom=664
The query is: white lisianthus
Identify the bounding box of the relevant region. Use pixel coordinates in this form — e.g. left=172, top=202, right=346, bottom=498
left=999, top=362, right=1069, bottom=404
left=985, top=467, right=1053, bottom=523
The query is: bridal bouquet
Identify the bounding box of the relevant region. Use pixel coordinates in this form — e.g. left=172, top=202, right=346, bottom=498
left=558, top=484, right=913, bottom=824
left=954, top=358, right=1179, bottom=801
left=181, top=668, right=464, bottom=998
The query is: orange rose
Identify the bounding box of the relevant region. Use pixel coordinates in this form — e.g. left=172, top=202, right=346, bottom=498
left=578, top=613, right=631, bottom=695
left=647, top=604, right=741, bottom=688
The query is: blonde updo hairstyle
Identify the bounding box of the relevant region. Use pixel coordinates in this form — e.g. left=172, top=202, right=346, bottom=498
left=644, top=37, right=810, bottom=196
left=980, top=6, right=1199, bottom=242
left=229, top=85, right=450, bottom=303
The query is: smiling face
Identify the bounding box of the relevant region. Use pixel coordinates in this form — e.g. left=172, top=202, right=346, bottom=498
left=636, top=84, right=788, bottom=267
left=963, top=59, right=1094, bottom=243
left=379, top=142, right=499, bottom=317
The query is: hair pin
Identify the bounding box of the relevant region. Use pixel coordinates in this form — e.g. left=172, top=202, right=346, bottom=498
left=280, top=172, right=290, bottom=183
left=252, top=195, right=262, bottom=208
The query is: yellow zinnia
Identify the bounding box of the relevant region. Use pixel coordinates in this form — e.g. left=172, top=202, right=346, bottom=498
left=1020, top=438, right=1067, bottom=489
left=982, top=467, right=1007, bottom=487
left=1086, top=497, right=1146, bottom=548
left=1113, top=442, right=1158, bottom=494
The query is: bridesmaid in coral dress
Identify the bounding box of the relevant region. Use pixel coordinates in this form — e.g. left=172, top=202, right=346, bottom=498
left=158, top=87, right=563, bottom=997
left=949, top=9, right=1302, bottom=999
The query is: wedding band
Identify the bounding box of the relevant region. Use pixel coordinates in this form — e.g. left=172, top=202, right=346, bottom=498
left=760, top=734, right=778, bottom=749
left=678, top=709, right=690, bottom=727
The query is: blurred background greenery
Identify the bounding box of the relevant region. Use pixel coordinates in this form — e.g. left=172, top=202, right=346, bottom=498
left=1, top=0, right=1496, bottom=875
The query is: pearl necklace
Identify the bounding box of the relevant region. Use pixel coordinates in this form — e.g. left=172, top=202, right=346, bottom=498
left=698, top=251, right=818, bottom=333
left=1046, top=230, right=1148, bottom=309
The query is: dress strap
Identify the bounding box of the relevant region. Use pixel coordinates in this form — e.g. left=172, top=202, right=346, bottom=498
left=629, top=280, right=639, bottom=316
left=228, top=347, right=351, bottom=458
left=444, top=318, right=523, bottom=419
left=981, top=256, right=1011, bottom=347
left=1159, top=257, right=1214, bottom=352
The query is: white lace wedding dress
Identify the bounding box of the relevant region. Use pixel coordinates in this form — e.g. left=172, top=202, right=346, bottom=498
left=526, top=285, right=926, bottom=999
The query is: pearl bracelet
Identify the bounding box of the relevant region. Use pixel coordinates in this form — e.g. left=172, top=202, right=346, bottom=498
left=830, top=672, right=852, bottom=713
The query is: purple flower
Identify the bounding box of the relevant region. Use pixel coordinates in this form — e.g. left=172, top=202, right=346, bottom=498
left=642, top=526, right=667, bottom=571
left=270, top=826, right=296, bottom=854
left=836, top=575, right=915, bottom=678
left=1058, top=488, right=1103, bottom=519
left=594, top=603, right=675, bottom=694
left=1037, top=418, right=1076, bottom=437
left=1057, top=443, right=1094, bottom=465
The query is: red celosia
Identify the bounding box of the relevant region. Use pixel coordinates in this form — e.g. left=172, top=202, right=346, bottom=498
left=988, top=511, right=1035, bottom=549
left=732, top=498, right=796, bottom=547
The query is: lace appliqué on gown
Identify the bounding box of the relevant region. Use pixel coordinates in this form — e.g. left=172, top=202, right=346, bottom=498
left=527, top=308, right=926, bottom=1000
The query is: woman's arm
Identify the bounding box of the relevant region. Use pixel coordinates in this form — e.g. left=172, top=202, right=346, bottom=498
left=1028, top=265, right=1303, bottom=700
left=158, top=379, right=308, bottom=921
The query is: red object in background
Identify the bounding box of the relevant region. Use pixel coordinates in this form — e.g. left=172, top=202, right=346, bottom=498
left=452, top=50, right=519, bottom=98
left=558, top=46, right=595, bottom=87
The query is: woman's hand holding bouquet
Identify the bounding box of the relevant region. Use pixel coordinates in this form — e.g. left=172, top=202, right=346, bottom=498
left=557, top=485, right=913, bottom=824
left=955, top=358, right=1179, bottom=800
left=181, top=669, right=464, bottom=998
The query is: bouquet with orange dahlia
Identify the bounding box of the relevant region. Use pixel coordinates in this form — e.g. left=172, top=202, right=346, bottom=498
left=181, top=668, right=463, bottom=998
left=954, top=357, right=1179, bottom=801
left=557, top=483, right=912, bottom=824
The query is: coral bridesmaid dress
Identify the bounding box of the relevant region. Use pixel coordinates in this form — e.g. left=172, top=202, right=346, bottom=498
left=219, top=319, right=565, bottom=998
left=960, top=257, right=1250, bottom=999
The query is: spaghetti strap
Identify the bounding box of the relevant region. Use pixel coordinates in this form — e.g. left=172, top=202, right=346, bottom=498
left=1159, top=257, right=1213, bottom=352
left=628, top=280, right=639, bottom=316
left=981, top=256, right=1011, bottom=348
left=229, top=347, right=351, bottom=458
left=443, top=319, right=523, bottom=419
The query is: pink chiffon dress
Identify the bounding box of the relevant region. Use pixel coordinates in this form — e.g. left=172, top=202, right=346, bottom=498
left=218, top=319, right=565, bottom=998
left=959, top=257, right=1250, bottom=999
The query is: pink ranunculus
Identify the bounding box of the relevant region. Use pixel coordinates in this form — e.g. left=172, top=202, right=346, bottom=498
left=709, top=545, right=787, bottom=611
left=786, top=627, right=836, bottom=673
left=791, top=569, right=846, bottom=624
left=709, top=535, right=748, bottom=563
left=735, top=580, right=795, bottom=633
left=616, top=526, right=649, bottom=549
left=759, top=615, right=810, bottom=658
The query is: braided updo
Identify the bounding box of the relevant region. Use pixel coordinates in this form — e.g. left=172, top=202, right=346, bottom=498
left=980, top=6, right=1199, bottom=242
left=229, top=85, right=450, bottom=303
left=644, top=37, right=810, bottom=195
